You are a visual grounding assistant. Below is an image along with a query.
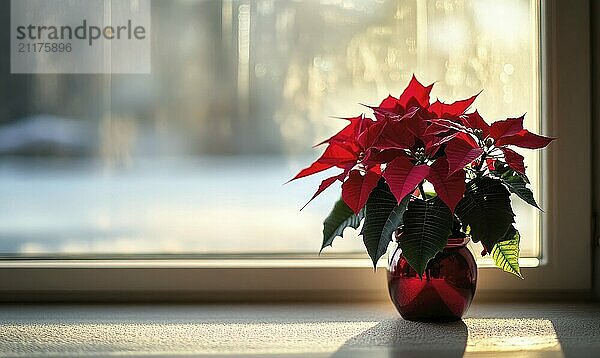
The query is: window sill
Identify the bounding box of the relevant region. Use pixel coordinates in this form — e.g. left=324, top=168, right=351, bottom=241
left=1, top=302, right=598, bottom=356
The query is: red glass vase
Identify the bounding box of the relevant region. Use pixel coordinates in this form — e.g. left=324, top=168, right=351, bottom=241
left=387, top=235, right=477, bottom=321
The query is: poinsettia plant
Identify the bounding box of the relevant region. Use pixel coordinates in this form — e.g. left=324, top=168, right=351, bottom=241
left=290, top=75, right=554, bottom=278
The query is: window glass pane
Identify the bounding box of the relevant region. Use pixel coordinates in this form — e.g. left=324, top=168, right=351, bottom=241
left=0, top=0, right=540, bottom=259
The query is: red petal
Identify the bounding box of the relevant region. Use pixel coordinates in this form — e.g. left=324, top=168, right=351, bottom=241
left=425, top=131, right=458, bottom=155
left=341, top=168, right=382, bottom=214
left=486, top=158, right=496, bottom=171
left=404, top=114, right=428, bottom=138
left=370, top=100, right=422, bottom=122
left=301, top=173, right=344, bottom=210
left=357, top=118, right=388, bottom=150
left=425, top=130, right=478, bottom=161
left=374, top=119, right=415, bottom=150
left=460, top=110, right=490, bottom=137
left=398, top=75, right=434, bottom=109
left=427, top=157, right=465, bottom=213
left=289, top=161, right=334, bottom=182
left=490, top=115, right=524, bottom=140
left=456, top=131, right=480, bottom=148
left=362, top=148, right=406, bottom=165
left=445, top=138, right=484, bottom=175
left=289, top=144, right=357, bottom=182
left=496, top=129, right=556, bottom=149
left=314, top=115, right=373, bottom=147
left=401, top=106, right=421, bottom=119
left=376, top=95, right=401, bottom=114
left=383, top=156, right=430, bottom=202
left=424, top=123, right=455, bottom=136
left=429, top=93, right=479, bottom=118
left=425, top=118, right=471, bottom=135
left=500, top=147, right=526, bottom=174
left=317, top=143, right=359, bottom=165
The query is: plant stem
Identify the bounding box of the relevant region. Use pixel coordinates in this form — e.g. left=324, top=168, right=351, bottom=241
left=475, top=153, right=487, bottom=174
left=419, top=182, right=427, bottom=200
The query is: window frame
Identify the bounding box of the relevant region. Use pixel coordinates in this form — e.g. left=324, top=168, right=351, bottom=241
left=0, top=0, right=592, bottom=302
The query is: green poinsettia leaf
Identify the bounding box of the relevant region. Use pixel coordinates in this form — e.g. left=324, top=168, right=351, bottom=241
left=500, top=169, right=542, bottom=211
left=361, top=180, right=398, bottom=268
left=455, top=177, right=515, bottom=252
left=321, top=198, right=364, bottom=253
left=380, top=194, right=411, bottom=251
left=491, top=226, right=523, bottom=279
left=399, top=196, right=453, bottom=277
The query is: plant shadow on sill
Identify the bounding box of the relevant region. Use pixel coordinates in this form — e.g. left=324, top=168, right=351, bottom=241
left=331, top=303, right=600, bottom=357
left=331, top=319, right=468, bottom=358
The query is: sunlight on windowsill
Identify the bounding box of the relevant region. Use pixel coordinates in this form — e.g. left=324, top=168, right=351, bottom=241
left=0, top=318, right=561, bottom=356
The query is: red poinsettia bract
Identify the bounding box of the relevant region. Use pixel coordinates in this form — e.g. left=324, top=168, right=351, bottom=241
left=289, top=75, right=555, bottom=215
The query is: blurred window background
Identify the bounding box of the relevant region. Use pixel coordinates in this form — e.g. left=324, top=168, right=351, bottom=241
left=0, top=0, right=541, bottom=261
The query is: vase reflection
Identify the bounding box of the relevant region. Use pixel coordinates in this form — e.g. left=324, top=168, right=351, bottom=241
left=387, top=236, right=477, bottom=321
